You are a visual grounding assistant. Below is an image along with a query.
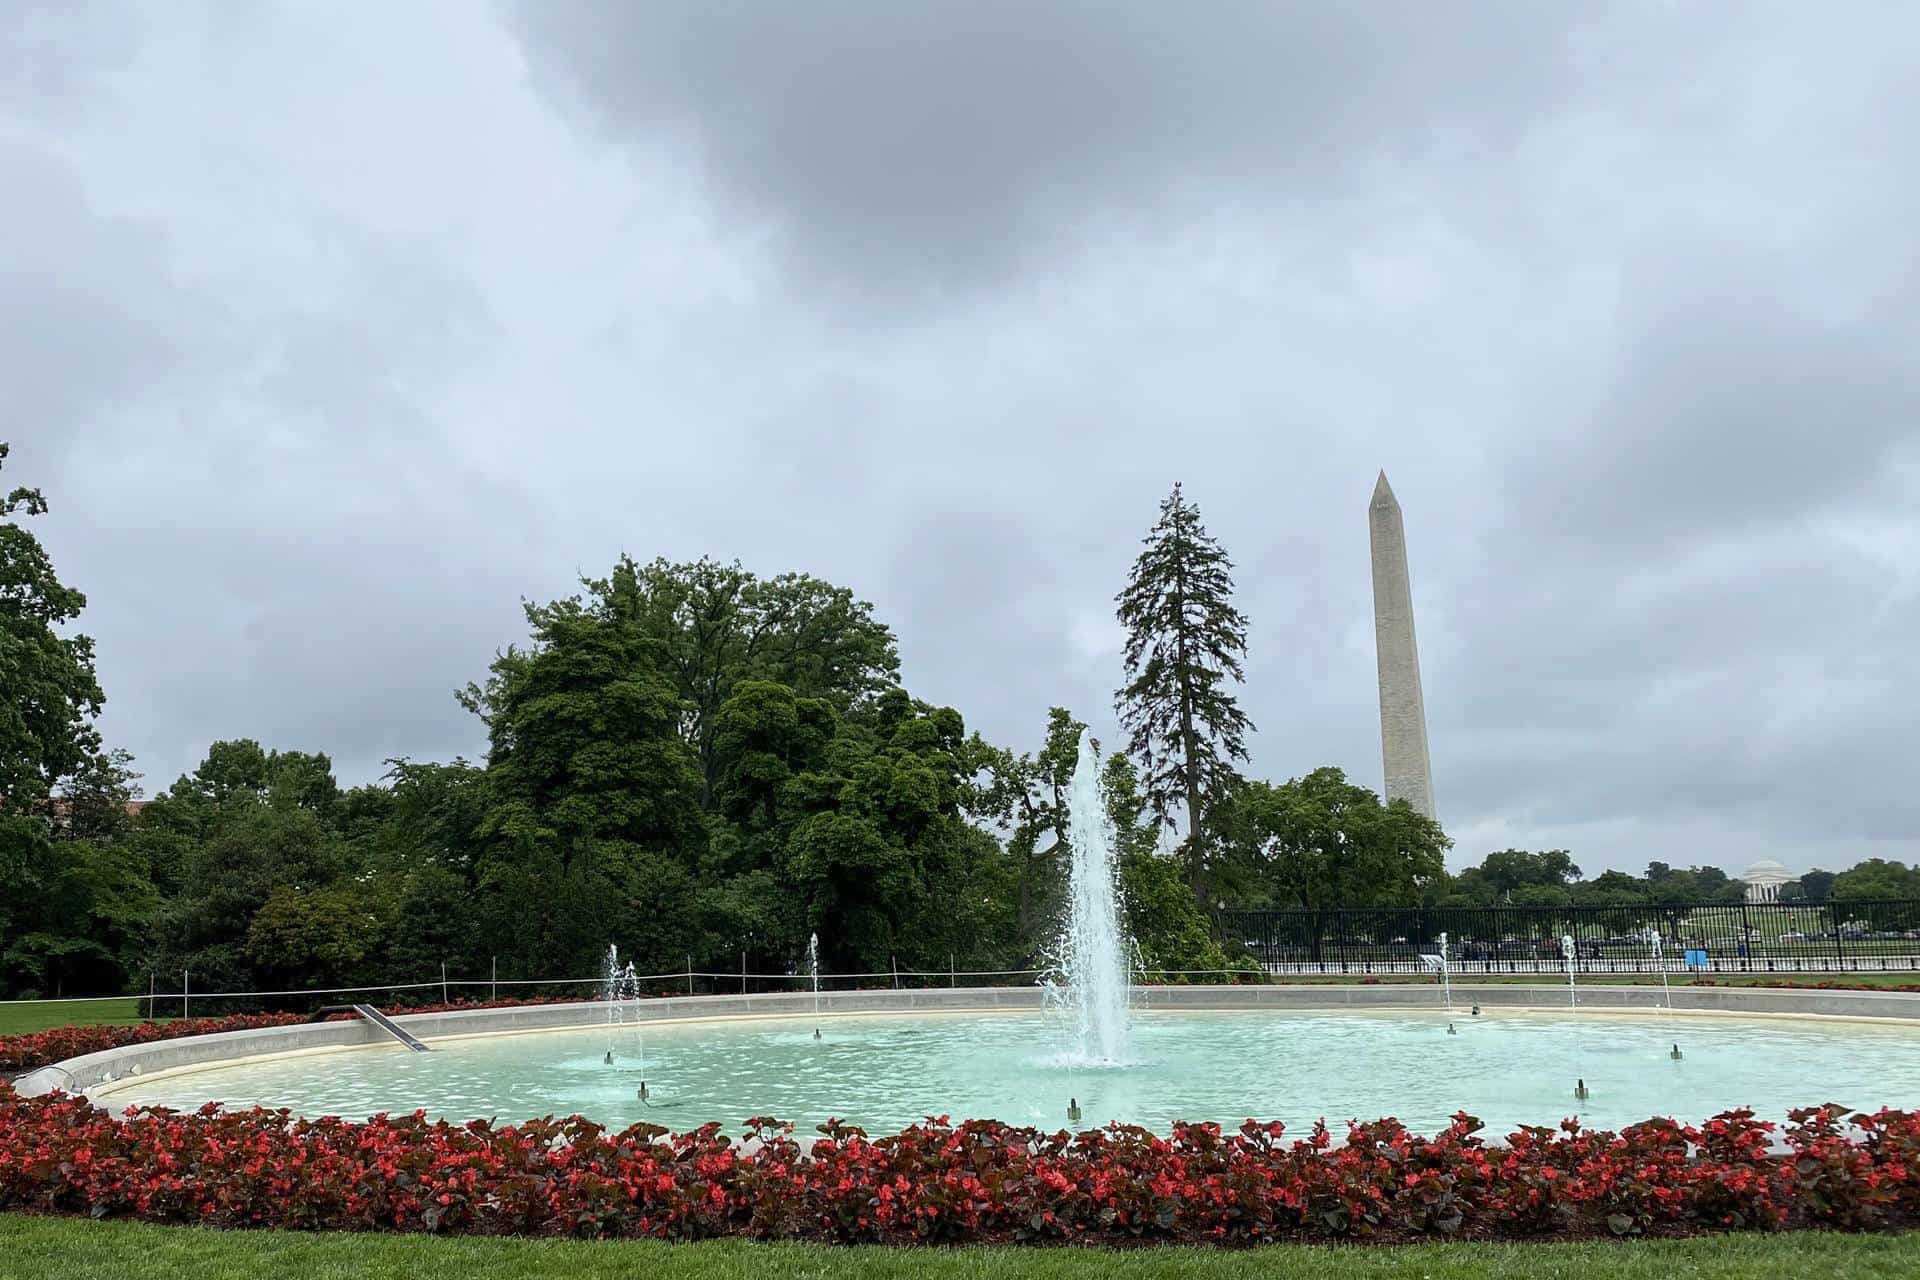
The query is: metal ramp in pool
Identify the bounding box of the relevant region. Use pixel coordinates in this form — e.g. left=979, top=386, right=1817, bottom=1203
left=308, top=1004, right=431, bottom=1052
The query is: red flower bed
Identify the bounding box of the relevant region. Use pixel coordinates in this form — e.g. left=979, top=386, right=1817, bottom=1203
left=0, top=998, right=591, bottom=1075
left=2, top=1084, right=1917, bottom=1245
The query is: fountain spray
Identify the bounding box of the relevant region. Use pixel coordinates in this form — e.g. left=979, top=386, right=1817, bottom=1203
left=808, top=931, right=821, bottom=1036
left=603, top=944, right=645, bottom=1084
left=1437, top=931, right=1452, bottom=1011
left=1560, top=934, right=1578, bottom=1008
left=1057, top=732, right=1131, bottom=1066
left=1645, top=926, right=1673, bottom=1011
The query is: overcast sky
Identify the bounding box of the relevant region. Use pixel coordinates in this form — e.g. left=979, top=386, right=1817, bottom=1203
left=8, top=2, right=1918, bottom=877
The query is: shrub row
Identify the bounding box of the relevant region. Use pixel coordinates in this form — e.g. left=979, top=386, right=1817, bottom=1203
left=3, top=1084, right=1918, bottom=1245
left=0, top=999, right=588, bottom=1074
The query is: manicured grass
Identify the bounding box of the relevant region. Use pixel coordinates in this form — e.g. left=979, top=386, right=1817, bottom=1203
left=3, top=1217, right=1918, bottom=1279
left=0, top=998, right=157, bottom=1036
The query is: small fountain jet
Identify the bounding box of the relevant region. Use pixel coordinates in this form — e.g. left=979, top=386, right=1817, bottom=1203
left=1670, top=1043, right=1684, bottom=1061
left=807, top=932, right=822, bottom=1018
left=604, top=944, right=644, bottom=1066
left=1645, top=926, right=1674, bottom=1011
left=1067, top=1097, right=1082, bottom=1124
left=1574, top=1078, right=1590, bottom=1101
left=1447, top=1022, right=1457, bottom=1035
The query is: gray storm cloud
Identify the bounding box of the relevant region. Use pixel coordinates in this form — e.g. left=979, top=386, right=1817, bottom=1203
left=5, top=0, right=1917, bottom=876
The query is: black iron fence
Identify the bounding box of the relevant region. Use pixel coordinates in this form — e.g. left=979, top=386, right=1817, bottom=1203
left=1215, top=900, right=1920, bottom=974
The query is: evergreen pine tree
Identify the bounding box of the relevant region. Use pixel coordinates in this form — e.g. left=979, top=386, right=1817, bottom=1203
left=1113, top=482, right=1252, bottom=897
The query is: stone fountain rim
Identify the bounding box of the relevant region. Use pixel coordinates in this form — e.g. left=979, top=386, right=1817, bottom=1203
left=21, top=981, right=1920, bottom=1104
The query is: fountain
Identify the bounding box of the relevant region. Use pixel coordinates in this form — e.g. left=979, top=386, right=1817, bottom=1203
left=1435, top=931, right=1452, bottom=1010
left=1560, top=934, right=1578, bottom=1008
left=1051, top=731, right=1132, bottom=1065
left=807, top=932, right=821, bottom=1019
left=1645, top=926, right=1674, bottom=1011
left=603, top=944, right=643, bottom=1067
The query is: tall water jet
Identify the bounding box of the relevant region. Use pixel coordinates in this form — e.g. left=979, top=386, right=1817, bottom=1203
left=1055, top=731, right=1132, bottom=1065
left=1560, top=934, right=1578, bottom=1009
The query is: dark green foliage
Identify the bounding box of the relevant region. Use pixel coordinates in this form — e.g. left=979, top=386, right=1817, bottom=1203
left=1119, top=849, right=1228, bottom=977
left=1832, top=858, right=1920, bottom=902
left=588, top=556, right=900, bottom=805
left=1113, top=483, right=1252, bottom=897
left=12, top=485, right=1900, bottom=1004
left=0, top=442, right=106, bottom=806
left=459, top=597, right=706, bottom=979
left=969, top=708, right=1085, bottom=960
left=1231, top=768, right=1450, bottom=914
left=1431, top=854, right=1756, bottom=909
left=1100, top=750, right=1228, bottom=977
left=0, top=442, right=120, bottom=996
left=1787, top=868, right=1837, bottom=903
left=1437, top=848, right=1582, bottom=906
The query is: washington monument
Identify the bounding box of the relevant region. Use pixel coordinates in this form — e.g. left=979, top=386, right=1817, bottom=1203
left=1369, top=472, right=1436, bottom=820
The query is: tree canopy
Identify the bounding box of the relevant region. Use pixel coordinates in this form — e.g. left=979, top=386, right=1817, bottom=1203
left=1114, top=482, right=1252, bottom=898
left=1, top=441, right=121, bottom=995
left=1231, top=768, right=1450, bottom=914
left=6, top=455, right=1906, bottom=1004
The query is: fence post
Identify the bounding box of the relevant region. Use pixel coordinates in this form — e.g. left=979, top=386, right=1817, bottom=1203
left=182, top=970, right=189, bottom=1021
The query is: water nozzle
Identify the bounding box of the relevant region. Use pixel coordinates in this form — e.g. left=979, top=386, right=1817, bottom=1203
left=1574, top=1078, right=1589, bottom=1101
left=813, top=1027, right=821, bottom=1040
left=1670, top=1043, right=1683, bottom=1060
left=638, top=1080, right=649, bottom=1103
left=1067, top=1097, right=1082, bottom=1124
left=1471, top=1003, right=1481, bottom=1016
left=604, top=1050, right=613, bottom=1065
left=1447, top=1022, right=1457, bottom=1035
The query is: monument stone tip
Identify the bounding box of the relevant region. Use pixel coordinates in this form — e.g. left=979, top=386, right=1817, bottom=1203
left=1371, top=470, right=1397, bottom=507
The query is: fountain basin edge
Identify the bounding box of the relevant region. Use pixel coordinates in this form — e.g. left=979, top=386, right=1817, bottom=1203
left=21, top=983, right=1920, bottom=1107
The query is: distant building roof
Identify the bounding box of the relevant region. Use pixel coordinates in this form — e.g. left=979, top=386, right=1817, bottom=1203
left=1740, top=859, right=1794, bottom=884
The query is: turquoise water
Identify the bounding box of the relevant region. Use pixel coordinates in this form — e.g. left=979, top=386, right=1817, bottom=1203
left=97, top=1008, right=1920, bottom=1137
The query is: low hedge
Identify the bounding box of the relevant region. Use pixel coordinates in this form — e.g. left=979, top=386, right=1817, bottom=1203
left=0, top=999, right=587, bottom=1075
left=3, top=1084, right=1917, bottom=1245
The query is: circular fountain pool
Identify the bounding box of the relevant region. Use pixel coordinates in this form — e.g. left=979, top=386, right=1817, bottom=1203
left=93, top=1006, right=1920, bottom=1136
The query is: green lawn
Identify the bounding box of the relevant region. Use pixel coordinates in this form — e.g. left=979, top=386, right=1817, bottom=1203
left=3, top=1217, right=1918, bottom=1279
left=0, top=998, right=156, bottom=1037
